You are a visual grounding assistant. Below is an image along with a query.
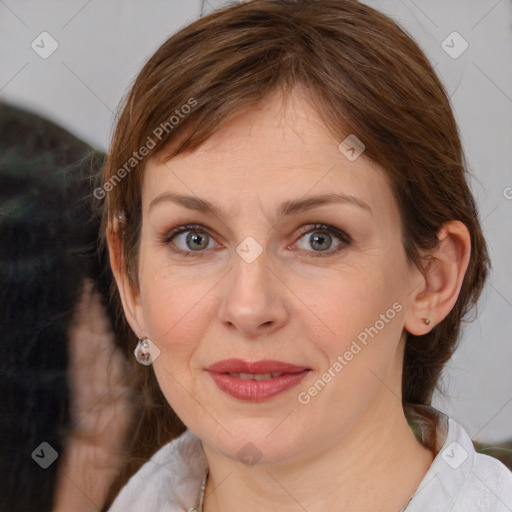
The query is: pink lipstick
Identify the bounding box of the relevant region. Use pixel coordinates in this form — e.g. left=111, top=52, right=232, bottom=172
left=205, top=359, right=311, bottom=401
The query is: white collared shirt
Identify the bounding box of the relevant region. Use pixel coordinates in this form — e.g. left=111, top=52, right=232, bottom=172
left=108, top=410, right=512, bottom=511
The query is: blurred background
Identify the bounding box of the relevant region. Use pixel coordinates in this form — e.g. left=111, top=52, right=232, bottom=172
left=1, top=0, right=511, bottom=444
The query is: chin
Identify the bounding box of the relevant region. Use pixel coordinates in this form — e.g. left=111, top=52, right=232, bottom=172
left=203, top=423, right=302, bottom=466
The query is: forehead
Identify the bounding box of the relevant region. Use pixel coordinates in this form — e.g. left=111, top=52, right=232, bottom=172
left=142, top=89, right=398, bottom=225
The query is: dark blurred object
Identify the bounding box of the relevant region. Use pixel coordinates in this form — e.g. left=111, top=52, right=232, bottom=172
left=0, top=102, right=114, bottom=512
left=475, top=441, right=512, bottom=471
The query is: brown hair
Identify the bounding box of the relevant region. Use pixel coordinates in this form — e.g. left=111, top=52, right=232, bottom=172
left=100, top=0, right=490, bottom=505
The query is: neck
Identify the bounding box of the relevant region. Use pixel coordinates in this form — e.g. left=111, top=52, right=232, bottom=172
left=201, top=398, right=434, bottom=512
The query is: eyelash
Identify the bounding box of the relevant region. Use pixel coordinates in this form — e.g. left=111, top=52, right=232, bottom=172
left=159, top=223, right=352, bottom=258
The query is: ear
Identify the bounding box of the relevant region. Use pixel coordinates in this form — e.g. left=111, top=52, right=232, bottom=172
left=106, top=218, right=146, bottom=338
left=404, top=220, right=471, bottom=335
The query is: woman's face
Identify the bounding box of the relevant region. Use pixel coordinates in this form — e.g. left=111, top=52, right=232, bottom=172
left=129, top=88, right=421, bottom=465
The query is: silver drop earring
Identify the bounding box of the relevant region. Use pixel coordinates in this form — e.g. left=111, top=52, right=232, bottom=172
left=134, top=336, right=153, bottom=365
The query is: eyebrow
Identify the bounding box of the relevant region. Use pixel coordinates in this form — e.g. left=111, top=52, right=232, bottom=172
left=148, top=191, right=372, bottom=217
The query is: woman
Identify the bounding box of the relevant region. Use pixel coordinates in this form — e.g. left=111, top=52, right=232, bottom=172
left=101, top=0, right=512, bottom=510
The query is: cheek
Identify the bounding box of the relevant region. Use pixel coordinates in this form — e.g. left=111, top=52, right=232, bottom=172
left=295, top=262, right=398, bottom=337
left=302, top=265, right=404, bottom=396
left=139, top=262, right=214, bottom=423
left=138, top=253, right=215, bottom=362
left=298, top=279, right=405, bottom=419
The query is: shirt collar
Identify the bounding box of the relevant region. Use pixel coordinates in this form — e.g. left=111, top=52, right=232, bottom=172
left=403, top=405, right=475, bottom=510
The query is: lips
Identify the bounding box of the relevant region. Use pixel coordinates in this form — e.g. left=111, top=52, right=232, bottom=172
left=205, top=359, right=311, bottom=401
left=205, top=358, right=310, bottom=375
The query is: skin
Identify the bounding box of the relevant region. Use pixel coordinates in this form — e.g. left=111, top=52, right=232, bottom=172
left=109, top=86, right=471, bottom=511
left=53, top=279, right=131, bottom=512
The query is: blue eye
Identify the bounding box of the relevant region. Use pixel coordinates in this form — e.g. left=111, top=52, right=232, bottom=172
left=160, top=223, right=351, bottom=258
left=162, top=224, right=218, bottom=257
left=294, top=224, right=351, bottom=256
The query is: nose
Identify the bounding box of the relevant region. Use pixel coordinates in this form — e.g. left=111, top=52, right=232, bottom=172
left=217, top=245, right=288, bottom=339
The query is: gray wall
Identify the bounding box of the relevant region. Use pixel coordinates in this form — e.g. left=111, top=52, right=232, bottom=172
left=1, top=0, right=511, bottom=442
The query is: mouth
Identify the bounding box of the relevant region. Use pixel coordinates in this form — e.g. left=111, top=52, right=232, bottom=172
left=205, top=359, right=311, bottom=401
left=224, top=372, right=288, bottom=380
left=205, top=358, right=310, bottom=375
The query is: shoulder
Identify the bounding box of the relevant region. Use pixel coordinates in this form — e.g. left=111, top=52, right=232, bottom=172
left=457, top=447, right=512, bottom=510
left=449, top=417, right=512, bottom=510
left=107, top=429, right=208, bottom=512
left=408, top=413, right=512, bottom=512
